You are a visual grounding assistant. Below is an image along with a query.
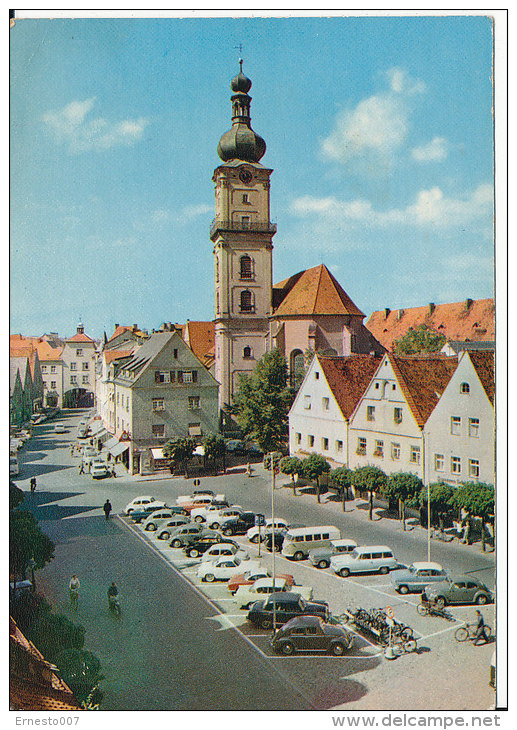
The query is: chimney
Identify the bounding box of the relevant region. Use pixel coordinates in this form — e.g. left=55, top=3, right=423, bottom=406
left=465, top=298, right=473, bottom=310
left=384, top=308, right=391, bottom=319
left=114, top=323, right=119, bottom=329
left=429, top=303, right=435, bottom=315
left=397, top=309, right=404, bottom=321
left=132, top=324, right=138, bottom=331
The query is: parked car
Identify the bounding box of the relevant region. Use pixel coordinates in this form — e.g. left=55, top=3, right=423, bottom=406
left=142, top=510, right=178, bottom=531
left=183, top=535, right=227, bottom=558
left=390, top=562, right=449, bottom=594
left=199, top=542, right=250, bottom=563
left=180, top=529, right=221, bottom=548
left=129, top=503, right=168, bottom=523
left=270, top=615, right=353, bottom=656
left=54, top=423, right=67, bottom=434
left=197, top=556, right=261, bottom=582
left=90, top=462, right=109, bottom=479
left=225, top=439, right=247, bottom=455
left=228, top=568, right=296, bottom=595
left=246, top=518, right=288, bottom=543
left=308, top=539, right=358, bottom=569
left=77, top=427, right=90, bottom=439
left=246, top=443, right=263, bottom=456
left=156, top=515, right=191, bottom=540
left=424, top=576, right=493, bottom=607
left=124, top=496, right=158, bottom=514
left=168, top=523, right=206, bottom=548
left=263, top=531, right=286, bottom=553
left=247, top=592, right=330, bottom=630
left=221, top=512, right=264, bottom=536
left=235, top=578, right=313, bottom=609
left=9, top=455, right=19, bottom=476
left=330, top=545, right=398, bottom=577
left=205, top=506, right=244, bottom=530
left=191, top=503, right=238, bottom=523
left=176, top=495, right=224, bottom=513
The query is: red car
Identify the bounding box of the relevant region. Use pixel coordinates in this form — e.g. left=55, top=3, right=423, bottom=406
left=228, top=568, right=295, bottom=595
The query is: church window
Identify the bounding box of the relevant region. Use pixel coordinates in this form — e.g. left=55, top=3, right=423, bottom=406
left=240, top=290, right=253, bottom=312
left=242, top=193, right=249, bottom=204
left=243, top=346, right=252, bottom=359
left=240, top=255, right=253, bottom=279
left=460, top=382, right=470, bottom=394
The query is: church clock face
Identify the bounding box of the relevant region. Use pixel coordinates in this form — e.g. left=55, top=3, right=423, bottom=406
left=239, top=169, right=253, bottom=185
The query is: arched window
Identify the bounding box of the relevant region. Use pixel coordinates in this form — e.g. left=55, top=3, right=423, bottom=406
left=243, top=346, right=252, bottom=359
left=240, top=290, right=253, bottom=312
left=290, top=349, right=305, bottom=387
left=240, top=255, right=253, bottom=279
left=460, top=382, right=470, bottom=394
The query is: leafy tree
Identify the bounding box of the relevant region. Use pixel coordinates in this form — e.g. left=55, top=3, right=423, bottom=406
left=450, top=482, right=495, bottom=552
left=383, top=472, right=423, bottom=530
left=9, top=510, right=55, bottom=584
left=330, top=467, right=354, bottom=512
left=393, top=325, right=446, bottom=355
left=231, top=349, right=294, bottom=453
left=415, top=482, right=456, bottom=527
left=163, top=437, right=196, bottom=478
left=280, top=456, right=304, bottom=495
left=10, top=591, right=51, bottom=635
left=302, top=453, right=330, bottom=504
left=27, top=613, right=85, bottom=664
left=203, top=433, right=226, bottom=475
left=10, top=481, right=25, bottom=511
left=352, top=466, right=388, bottom=520
left=55, top=649, right=105, bottom=706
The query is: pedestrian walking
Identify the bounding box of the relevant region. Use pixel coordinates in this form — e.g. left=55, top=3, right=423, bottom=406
left=111, top=464, right=116, bottom=478
left=103, top=499, right=112, bottom=520
left=474, top=610, right=489, bottom=644
left=30, top=477, right=37, bottom=493
left=79, top=462, right=85, bottom=474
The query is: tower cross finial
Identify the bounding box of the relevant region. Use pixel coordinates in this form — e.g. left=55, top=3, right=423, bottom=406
left=234, top=43, right=243, bottom=69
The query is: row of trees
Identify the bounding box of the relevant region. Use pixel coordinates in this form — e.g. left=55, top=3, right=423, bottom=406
left=275, top=460, right=495, bottom=552
left=10, top=483, right=104, bottom=708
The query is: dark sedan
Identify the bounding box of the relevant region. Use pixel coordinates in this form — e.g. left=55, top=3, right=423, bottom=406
left=247, top=591, right=329, bottom=630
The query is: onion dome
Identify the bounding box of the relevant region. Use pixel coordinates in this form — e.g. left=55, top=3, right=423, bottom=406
left=217, top=60, right=266, bottom=163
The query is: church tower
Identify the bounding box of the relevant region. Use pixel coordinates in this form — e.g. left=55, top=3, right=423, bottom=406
left=211, top=62, right=276, bottom=410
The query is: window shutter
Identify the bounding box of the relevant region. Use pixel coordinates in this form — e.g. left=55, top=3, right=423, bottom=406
left=169, top=370, right=176, bottom=382
left=155, top=371, right=161, bottom=383
left=192, top=370, right=198, bottom=383
left=177, top=371, right=183, bottom=383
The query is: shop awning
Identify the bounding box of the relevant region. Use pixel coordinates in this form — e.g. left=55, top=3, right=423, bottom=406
left=109, top=442, right=129, bottom=458
left=89, top=420, right=105, bottom=435
left=105, top=437, right=119, bottom=450
left=151, top=448, right=166, bottom=460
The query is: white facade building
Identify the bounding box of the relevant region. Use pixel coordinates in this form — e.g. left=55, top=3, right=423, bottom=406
left=288, top=354, right=382, bottom=468
left=424, top=351, right=494, bottom=486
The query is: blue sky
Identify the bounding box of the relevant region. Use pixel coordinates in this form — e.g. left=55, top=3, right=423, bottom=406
left=10, top=13, right=495, bottom=339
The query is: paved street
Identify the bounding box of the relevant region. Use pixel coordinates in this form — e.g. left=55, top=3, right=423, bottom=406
left=14, top=409, right=497, bottom=711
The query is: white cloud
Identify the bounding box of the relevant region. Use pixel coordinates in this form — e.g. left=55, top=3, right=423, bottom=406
left=321, top=67, right=425, bottom=165
left=42, top=98, right=149, bottom=153
left=411, top=136, right=448, bottom=162
left=291, top=183, right=493, bottom=230
left=178, top=203, right=212, bottom=223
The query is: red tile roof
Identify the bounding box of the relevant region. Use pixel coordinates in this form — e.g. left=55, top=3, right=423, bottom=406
left=318, top=355, right=383, bottom=420
left=183, top=321, right=215, bottom=366
left=388, top=354, right=458, bottom=428
left=9, top=618, right=83, bottom=711
left=104, top=349, right=134, bottom=364
left=273, top=264, right=365, bottom=318
left=468, top=351, right=494, bottom=405
left=67, top=332, right=94, bottom=343
left=365, top=298, right=495, bottom=351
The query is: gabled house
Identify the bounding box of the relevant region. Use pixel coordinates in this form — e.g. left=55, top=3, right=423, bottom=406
left=61, top=324, right=97, bottom=408
left=348, top=354, right=458, bottom=480
left=110, top=331, right=219, bottom=474
left=288, top=354, right=382, bottom=467
left=424, top=351, right=494, bottom=486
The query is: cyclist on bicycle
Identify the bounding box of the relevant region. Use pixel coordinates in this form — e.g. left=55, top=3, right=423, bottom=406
left=107, top=582, right=119, bottom=608
left=69, top=574, right=80, bottom=607
left=474, top=610, right=489, bottom=644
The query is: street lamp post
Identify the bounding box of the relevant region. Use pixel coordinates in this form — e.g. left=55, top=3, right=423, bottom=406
left=270, top=452, right=277, bottom=632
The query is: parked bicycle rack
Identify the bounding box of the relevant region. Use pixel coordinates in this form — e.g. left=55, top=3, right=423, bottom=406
left=342, top=607, right=416, bottom=649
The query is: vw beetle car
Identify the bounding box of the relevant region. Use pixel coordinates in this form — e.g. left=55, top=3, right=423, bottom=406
left=270, top=615, right=353, bottom=656
left=424, top=575, right=493, bottom=607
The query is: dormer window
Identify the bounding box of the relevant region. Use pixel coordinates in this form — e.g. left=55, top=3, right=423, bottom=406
left=460, top=382, right=470, bottom=394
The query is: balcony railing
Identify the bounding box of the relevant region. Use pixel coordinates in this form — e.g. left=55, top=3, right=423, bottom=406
left=210, top=218, right=277, bottom=238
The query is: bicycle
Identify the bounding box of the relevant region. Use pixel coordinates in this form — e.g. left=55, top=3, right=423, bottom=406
left=454, top=622, right=491, bottom=644
left=417, top=598, right=454, bottom=621
left=391, top=635, right=418, bottom=655
left=69, top=589, right=78, bottom=611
